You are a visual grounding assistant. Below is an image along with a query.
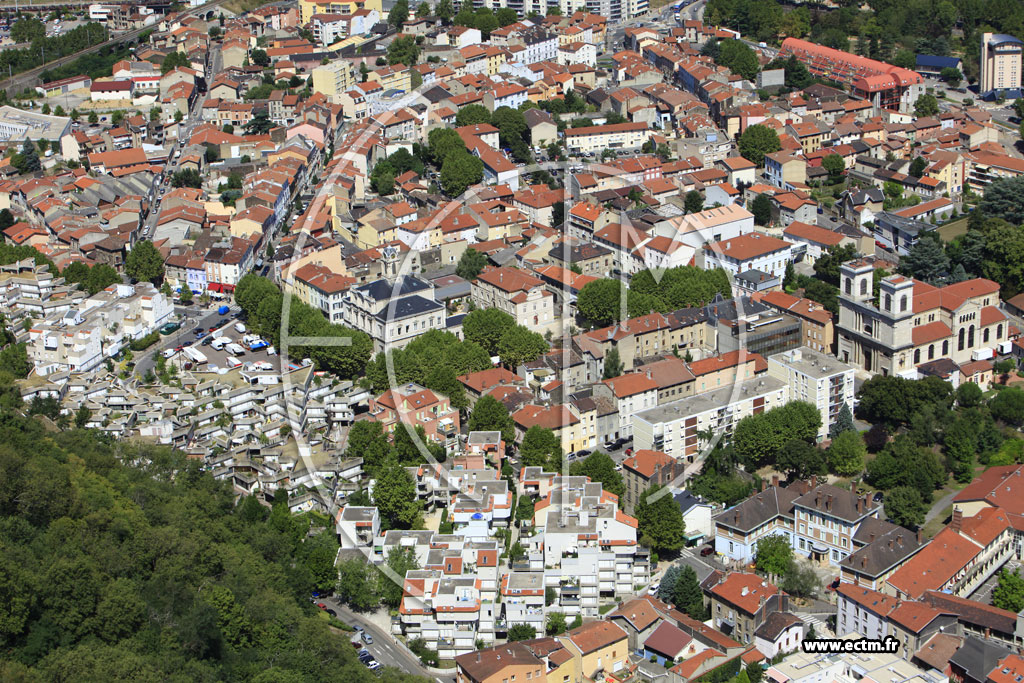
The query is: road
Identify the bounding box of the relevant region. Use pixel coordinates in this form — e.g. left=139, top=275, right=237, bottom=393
left=0, top=0, right=229, bottom=95
left=133, top=303, right=231, bottom=379
left=325, top=599, right=455, bottom=683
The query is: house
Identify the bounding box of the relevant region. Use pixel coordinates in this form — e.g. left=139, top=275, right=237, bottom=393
left=753, top=612, right=804, bottom=659
left=621, top=448, right=683, bottom=513
left=704, top=572, right=786, bottom=645
left=698, top=233, right=792, bottom=282
left=471, top=267, right=556, bottom=334
left=561, top=621, right=630, bottom=681
left=644, top=621, right=698, bottom=666
left=368, top=382, right=460, bottom=444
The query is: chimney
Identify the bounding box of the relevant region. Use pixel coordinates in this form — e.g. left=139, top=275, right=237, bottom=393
left=896, top=534, right=903, bottom=547
left=851, top=481, right=857, bottom=494
left=811, top=475, right=818, bottom=489
left=869, top=533, right=875, bottom=543
left=815, top=491, right=821, bottom=507
left=857, top=497, right=863, bottom=514
left=826, top=494, right=833, bottom=511
left=477, top=652, right=481, bottom=663
left=888, top=537, right=894, bottom=550
left=761, top=479, right=767, bottom=492
left=734, top=510, right=740, bottom=524
left=772, top=474, right=779, bottom=487
left=741, top=586, right=749, bottom=597
left=917, top=528, right=923, bottom=544
left=951, top=507, right=963, bottom=533
left=861, top=556, right=867, bottom=568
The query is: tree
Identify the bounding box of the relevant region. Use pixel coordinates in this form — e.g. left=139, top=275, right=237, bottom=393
left=455, top=104, right=491, bottom=127
left=84, top=264, right=121, bottom=295
left=776, top=439, right=827, bottom=481
left=74, top=404, right=91, bottom=429
left=569, top=452, right=624, bottom=497
left=909, top=156, right=928, bottom=178
left=19, top=139, right=39, bottom=173
left=715, top=39, right=759, bottom=80
left=518, top=495, right=536, bottom=523
left=546, top=611, right=567, bottom=635
left=440, top=151, right=483, bottom=196
left=463, top=307, right=514, bottom=354
left=455, top=247, right=488, bottom=281
left=900, top=233, right=949, bottom=283
left=125, top=240, right=164, bottom=285
left=822, top=153, right=845, bottom=182
left=750, top=193, right=772, bottom=226
left=379, top=547, right=419, bottom=608
left=814, top=243, right=859, bottom=286
left=830, top=403, right=855, bottom=439
left=388, top=0, right=409, bottom=27
left=0, top=343, right=29, bottom=378
left=733, top=401, right=821, bottom=468
left=673, top=565, right=707, bottom=620
left=684, top=190, right=704, bottom=214
left=738, top=125, right=781, bottom=167
left=0, top=209, right=14, bottom=232
left=161, top=51, right=193, bottom=72
left=416, top=2, right=431, bottom=17
left=755, top=535, right=793, bottom=576
left=345, top=420, right=392, bottom=476
left=244, top=113, right=274, bottom=136
left=497, top=325, right=547, bottom=369
left=992, top=387, right=1024, bottom=426
left=519, top=426, right=562, bottom=469
left=884, top=486, right=927, bottom=529
left=994, top=568, right=1024, bottom=613
left=781, top=562, right=820, bottom=599
left=955, top=382, right=983, bottom=409
left=914, top=94, right=939, bottom=118
left=496, top=7, right=517, bottom=25
left=337, top=556, right=379, bottom=611
left=978, top=176, right=1024, bottom=226
left=171, top=169, right=202, bottom=189
left=603, top=347, right=623, bottom=379
left=373, top=457, right=422, bottom=529
left=828, top=430, right=866, bottom=477
left=577, top=278, right=625, bottom=327
left=387, top=34, right=419, bottom=66
left=436, top=0, right=453, bottom=20
left=636, top=484, right=686, bottom=555
left=88, top=111, right=99, bottom=124
left=508, top=624, right=537, bottom=641
left=892, top=48, right=916, bottom=69
left=467, top=394, right=516, bottom=443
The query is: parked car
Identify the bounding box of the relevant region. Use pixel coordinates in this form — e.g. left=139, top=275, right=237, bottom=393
left=362, top=632, right=373, bottom=644
left=575, top=449, right=591, bottom=459
left=700, top=545, right=715, bottom=557
left=367, top=661, right=381, bottom=671
left=316, top=603, right=327, bottom=610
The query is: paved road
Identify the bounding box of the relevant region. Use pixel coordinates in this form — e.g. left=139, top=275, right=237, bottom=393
left=325, top=599, right=455, bottom=683
left=133, top=304, right=232, bottom=379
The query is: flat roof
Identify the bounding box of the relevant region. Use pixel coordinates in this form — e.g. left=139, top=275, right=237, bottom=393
left=634, top=375, right=786, bottom=426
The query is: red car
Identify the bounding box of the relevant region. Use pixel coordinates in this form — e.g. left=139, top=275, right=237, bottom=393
left=700, top=546, right=714, bottom=557
left=316, top=602, right=327, bottom=610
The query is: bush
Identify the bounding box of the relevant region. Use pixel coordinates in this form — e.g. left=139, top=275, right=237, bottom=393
left=129, top=330, right=160, bottom=351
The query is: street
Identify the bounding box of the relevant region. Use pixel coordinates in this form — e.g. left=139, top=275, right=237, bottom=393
left=324, top=599, right=455, bottom=683
left=132, top=303, right=234, bottom=380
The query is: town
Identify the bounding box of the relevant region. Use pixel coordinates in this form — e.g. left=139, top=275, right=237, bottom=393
left=1, top=0, right=1024, bottom=681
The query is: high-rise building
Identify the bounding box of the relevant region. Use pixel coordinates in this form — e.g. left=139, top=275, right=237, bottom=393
left=980, top=32, right=1023, bottom=99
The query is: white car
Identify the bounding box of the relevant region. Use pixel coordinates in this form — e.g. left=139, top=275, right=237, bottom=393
left=161, top=348, right=177, bottom=358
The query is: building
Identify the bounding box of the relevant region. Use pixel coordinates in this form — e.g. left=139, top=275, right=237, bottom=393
left=368, top=382, right=459, bottom=444
left=632, top=375, right=789, bottom=462
left=767, top=347, right=855, bottom=442
left=980, top=33, right=1023, bottom=99
left=704, top=572, right=786, bottom=645
left=342, top=269, right=447, bottom=352
left=0, top=105, right=72, bottom=143
left=760, top=290, right=835, bottom=354
left=621, top=449, right=682, bottom=513
left=836, top=262, right=1008, bottom=377
left=563, top=122, right=649, bottom=154
left=792, top=483, right=883, bottom=565
left=778, top=38, right=924, bottom=113
left=471, top=267, right=555, bottom=334
left=698, top=233, right=792, bottom=282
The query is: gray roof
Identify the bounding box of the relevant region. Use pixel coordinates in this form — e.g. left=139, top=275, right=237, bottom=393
left=793, top=483, right=879, bottom=523
left=754, top=611, right=803, bottom=641
left=714, top=484, right=800, bottom=533
left=840, top=520, right=922, bottom=578
left=374, top=294, right=443, bottom=321
left=949, top=636, right=1013, bottom=683
left=358, top=275, right=431, bottom=301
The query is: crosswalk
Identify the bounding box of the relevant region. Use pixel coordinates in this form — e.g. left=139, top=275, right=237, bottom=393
left=795, top=612, right=832, bottom=637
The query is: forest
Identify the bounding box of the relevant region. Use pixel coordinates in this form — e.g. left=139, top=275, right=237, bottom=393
left=0, top=406, right=427, bottom=682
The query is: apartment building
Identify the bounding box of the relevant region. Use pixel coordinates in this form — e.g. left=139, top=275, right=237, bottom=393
left=760, top=291, right=835, bottom=355
left=563, top=122, right=649, bottom=154
left=980, top=32, right=1023, bottom=99
left=792, top=484, right=882, bottom=566
left=368, top=382, right=459, bottom=444
left=704, top=572, right=786, bottom=645
left=621, top=449, right=682, bottom=513
left=471, top=267, right=555, bottom=334
left=342, top=272, right=447, bottom=352
left=767, top=347, right=855, bottom=442
left=632, top=375, right=788, bottom=462
left=837, top=261, right=1008, bottom=377
left=698, top=232, right=793, bottom=282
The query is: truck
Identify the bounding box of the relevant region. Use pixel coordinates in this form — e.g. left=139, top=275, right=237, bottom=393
left=249, top=339, right=268, bottom=351
left=234, top=322, right=246, bottom=334
left=999, top=340, right=1014, bottom=355
left=218, top=305, right=230, bottom=315
left=183, top=347, right=208, bottom=365
left=226, top=357, right=242, bottom=369
left=211, top=336, right=232, bottom=351
left=225, top=343, right=247, bottom=356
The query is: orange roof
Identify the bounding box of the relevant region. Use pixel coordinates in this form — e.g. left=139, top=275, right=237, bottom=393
left=886, top=526, right=984, bottom=599
left=705, top=232, right=789, bottom=261
left=602, top=372, right=658, bottom=398
left=953, top=465, right=1024, bottom=515
left=912, top=321, right=952, bottom=346
left=564, top=620, right=628, bottom=654
left=623, top=449, right=674, bottom=478
left=709, top=573, right=781, bottom=614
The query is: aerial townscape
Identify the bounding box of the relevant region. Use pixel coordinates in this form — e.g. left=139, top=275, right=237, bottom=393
left=7, top=0, right=1024, bottom=681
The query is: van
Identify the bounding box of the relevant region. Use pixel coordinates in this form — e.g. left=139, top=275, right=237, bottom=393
left=267, top=346, right=277, bottom=356
left=162, top=348, right=177, bottom=358
left=234, top=322, right=246, bottom=334
left=226, top=357, right=242, bottom=369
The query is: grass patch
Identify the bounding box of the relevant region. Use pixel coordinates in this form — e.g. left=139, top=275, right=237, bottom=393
left=922, top=503, right=951, bottom=539
left=223, top=0, right=265, bottom=13
left=599, top=603, right=616, bottom=614
left=935, top=218, right=968, bottom=242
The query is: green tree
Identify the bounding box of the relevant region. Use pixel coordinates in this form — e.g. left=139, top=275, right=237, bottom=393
left=372, top=457, right=422, bottom=529
left=992, top=386, right=1024, bottom=426
left=345, top=420, right=392, bottom=476
left=750, top=193, right=772, bottom=226
left=388, top=0, right=409, bottom=27
left=519, top=426, right=562, bottom=469
left=84, top=264, right=121, bottom=295
left=569, top=452, right=624, bottom=497
left=635, top=484, right=686, bottom=555
left=436, top=0, right=453, bottom=20
left=828, top=430, right=866, bottom=477
left=508, top=624, right=537, bottom=641
left=467, top=394, right=516, bottom=443
left=496, top=7, right=517, bottom=25
left=577, top=278, right=624, bottom=327
left=88, top=111, right=99, bottom=124
left=0, top=209, right=14, bottom=231
left=517, top=495, right=536, bottom=523
left=440, top=151, right=483, bottom=196
left=955, top=382, right=983, bottom=409
left=172, top=168, right=202, bottom=189
left=884, top=486, right=927, bottom=529
left=909, top=156, right=928, bottom=178
left=455, top=103, right=491, bottom=127
left=715, top=39, right=759, bottom=80
left=602, top=347, right=623, bottom=379
left=463, top=307, right=514, bottom=354
left=497, top=325, right=547, bottom=369
left=125, top=240, right=164, bottom=285
left=337, top=556, right=379, bottom=611
left=416, top=1, right=431, bottom=16
left=776, top=439, right=827, bottom=481
left=738, top=124, right=781, bottom=167
left=900, top=233, right=949, bottom=284
left=822, top=153, right=845, bottom=182
left=74, top=404, right=92, bottom=429
left=546, top=611, right=567, bottom=635
left=161, top=51, right=193, bottom=72
left=20, top=139, right=40, bottom=173
left=379, top=547, right=419, bottom=608
left=684, top=190, right=704, bottom=214
left=733, top=401, right=821, bottom=468
left=755, top=535, right=793, bottom=576
left=914, top=94, right=939, bottom=118
left=672, top=565, right=706, bottom=619
left=830, top=403, right=855, bottom=438
left=994, top=568, right=1024, bottom=613
left=387, top=34, right=419, bottom=66
left=0, top=343, right=29, bottom=378
left=455, top=247, right=488, bottom=281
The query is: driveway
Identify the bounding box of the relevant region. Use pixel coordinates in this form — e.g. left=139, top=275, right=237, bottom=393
left=325, top=599, right=455, bottom=682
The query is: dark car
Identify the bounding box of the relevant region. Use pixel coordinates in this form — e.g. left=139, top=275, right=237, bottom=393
left=872, top=491, right=884, bottom=503
left=576, top=449, right=591, bottom=459
left=201, top=336, right=214, bottom=346
left=700, top=545, right=714, bottom=557
left=193, top=327, right=204, bottom=335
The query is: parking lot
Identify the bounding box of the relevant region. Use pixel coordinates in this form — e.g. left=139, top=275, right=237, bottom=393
left=162, top=317, right=282, bottom=374
left=969, top=559, right=1021, bottom=605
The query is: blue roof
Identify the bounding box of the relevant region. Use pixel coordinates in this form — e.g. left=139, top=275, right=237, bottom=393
left=916, top=54, right=960, bottom=69
left=989, top=34, right=1024, bottom=45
